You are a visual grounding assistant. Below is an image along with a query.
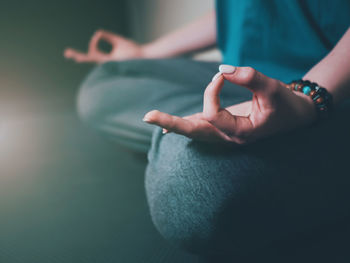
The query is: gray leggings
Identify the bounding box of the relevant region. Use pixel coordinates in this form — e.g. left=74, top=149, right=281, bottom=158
left=78, top=59, right=350, bottom=261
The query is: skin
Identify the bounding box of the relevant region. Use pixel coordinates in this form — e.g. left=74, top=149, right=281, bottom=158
left=64, top=11, right=216, bottom=63
left=143, top=68, right=317, bottom=144
left=64, top=30, right=144, bottom=63
left=64, top=12, right=350, bottom=144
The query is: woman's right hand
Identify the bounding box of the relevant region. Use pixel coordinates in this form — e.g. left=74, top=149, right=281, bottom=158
left=64, top=30, right=144, bottom=64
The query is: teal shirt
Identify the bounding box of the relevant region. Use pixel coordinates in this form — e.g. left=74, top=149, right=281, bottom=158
left=216, top=0, right=350, bottom=82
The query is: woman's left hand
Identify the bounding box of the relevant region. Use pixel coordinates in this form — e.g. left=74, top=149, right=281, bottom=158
left=143, top=66, right=317, bottom=144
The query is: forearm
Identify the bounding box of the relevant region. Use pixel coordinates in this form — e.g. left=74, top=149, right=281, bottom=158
left=141, top=11, right=217, bottom=59
left=303, top=28, right=350, bottom=105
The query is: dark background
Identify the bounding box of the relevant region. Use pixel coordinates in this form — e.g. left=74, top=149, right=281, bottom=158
left=0, top=1, right=198, bottom=262
left=0, top=0, right=132, bottom=114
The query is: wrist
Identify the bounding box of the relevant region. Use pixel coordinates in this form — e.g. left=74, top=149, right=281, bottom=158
left=302, top=75, right=342, bottom=106
left=293, top=90, right=318, bottom=122
left=140, top=42, right=163, bottom=59
left=288, top=80, right=333, bottom=120
left=139, top=43, right=151, bottom=59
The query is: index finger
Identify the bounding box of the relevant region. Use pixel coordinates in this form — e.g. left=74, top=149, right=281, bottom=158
left=64, top=48, right=90, bottom=61
left=64, top=48, right=104, bottom=63
left=203, top=74, right=225, bottom=120
left=143, top=110, right=194, bottom=135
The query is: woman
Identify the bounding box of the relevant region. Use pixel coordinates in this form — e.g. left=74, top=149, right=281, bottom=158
left=65, top=0, right=350, bottom=261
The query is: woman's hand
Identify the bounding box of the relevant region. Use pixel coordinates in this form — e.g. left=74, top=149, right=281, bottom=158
left=64, top=30, right=144, bottom=64
left=143, top=66, right=318, bottom=144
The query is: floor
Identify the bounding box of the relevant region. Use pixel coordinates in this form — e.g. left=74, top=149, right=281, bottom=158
left=0, top=108, right=199, bottom=263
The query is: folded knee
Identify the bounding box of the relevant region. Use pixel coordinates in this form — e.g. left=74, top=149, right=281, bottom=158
left=145, top=143, right=219, bottom=253
left=145, top=131, right=271, bottom=254
left=77, top=84, right=105, bottom=127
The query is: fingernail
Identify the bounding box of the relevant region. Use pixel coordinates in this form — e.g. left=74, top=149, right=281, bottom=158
left=162, top=128, right=168, bottom=134
left=212, top=72, right=222, bottom=82
left=142, top=115, right=150, bottom=122
left=219, top=64, right=236, bottom=74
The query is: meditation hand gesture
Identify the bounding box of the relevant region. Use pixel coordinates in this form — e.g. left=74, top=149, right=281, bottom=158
left=64, top=30, right=143, bottom=64
left=144, top=66, right=317, bottom=144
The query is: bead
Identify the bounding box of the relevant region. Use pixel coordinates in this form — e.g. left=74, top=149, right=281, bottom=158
left=313, top=94, right=321, bottom=102
left=302, top=86, right=312, bottom=95
left=316, top=97, right=324, bottom=104
left=290, top=79, right=333, bottom=119
left=304, top=80, right=311, bottom=86
left=310, top=90, right=316, bottom=97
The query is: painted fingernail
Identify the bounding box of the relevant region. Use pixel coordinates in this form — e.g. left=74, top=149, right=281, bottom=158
left=219, top=64, right=236, bottom=74
left=142, top=114, right=151, bottom=122
left=212, top=72, right=222, bottom=82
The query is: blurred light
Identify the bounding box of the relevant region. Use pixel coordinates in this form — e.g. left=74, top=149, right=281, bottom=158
left=0, top=120, right=12, bottom=155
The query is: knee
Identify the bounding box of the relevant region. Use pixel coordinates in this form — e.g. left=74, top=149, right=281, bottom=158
left=77, top=65, right=118, bottom=128
left=145, top=130, right=268, bottom=254
left=145, top=132, right=213, bottom=252
left=77, top=82, right=104, bottom=127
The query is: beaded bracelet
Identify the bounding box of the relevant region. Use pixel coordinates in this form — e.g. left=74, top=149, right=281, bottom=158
left=286, top=80, right=333, bottom=119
